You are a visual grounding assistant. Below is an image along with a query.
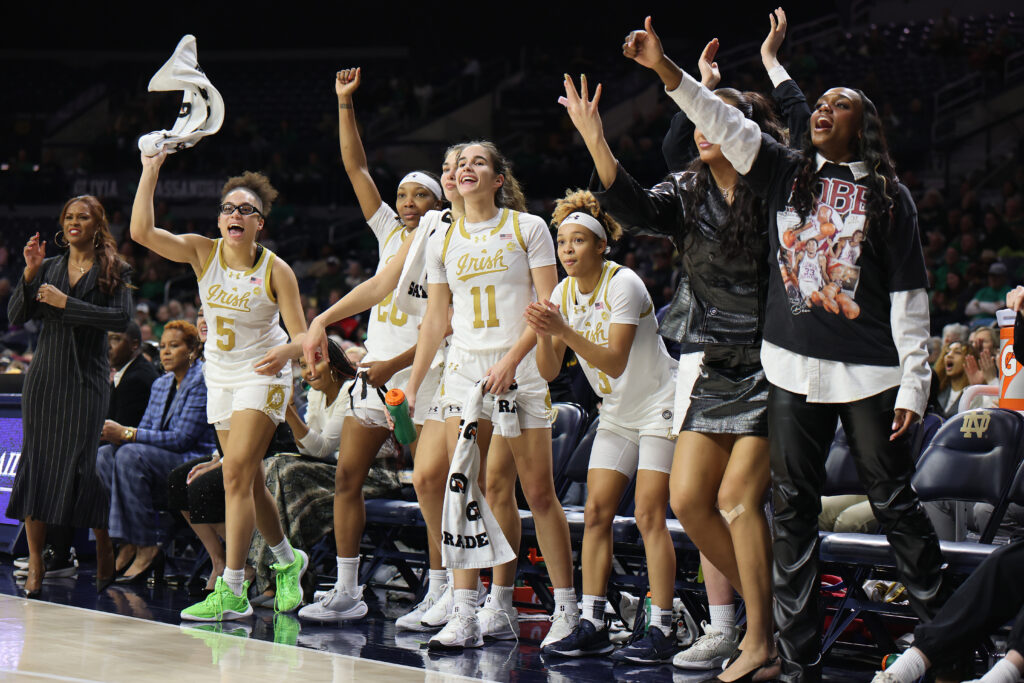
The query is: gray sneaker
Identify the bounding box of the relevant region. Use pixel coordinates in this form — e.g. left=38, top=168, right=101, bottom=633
left=671, top=621, right=739, bottom=670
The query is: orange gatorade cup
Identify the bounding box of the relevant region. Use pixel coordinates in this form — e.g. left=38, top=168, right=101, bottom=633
left=997, top=309, right=1024, bottom=411
left=384, top=388, right=418, bottom=444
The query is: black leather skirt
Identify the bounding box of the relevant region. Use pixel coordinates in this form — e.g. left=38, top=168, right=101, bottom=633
left=681, top=343, right=769, bottom=437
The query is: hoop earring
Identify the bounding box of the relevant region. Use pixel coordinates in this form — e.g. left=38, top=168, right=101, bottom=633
left=54, top=230, right=69, bottom=249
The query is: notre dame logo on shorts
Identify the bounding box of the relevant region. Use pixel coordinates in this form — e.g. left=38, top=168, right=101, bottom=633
left=265, top=385, right=287, bottom=413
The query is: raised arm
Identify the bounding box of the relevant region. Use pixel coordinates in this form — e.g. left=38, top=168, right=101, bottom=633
left=560, top=75, right=617, bottom=189
left=129, top=150, right=212, bottom=272
left=8, top=234, right=46, bottom=324
left=336, top=67, right=383, bottom=220
left=761, top=7, right=811, bottom=147
left=623, top=16, right=763, bottom=175
left=663, top=39, right=722, bottom=172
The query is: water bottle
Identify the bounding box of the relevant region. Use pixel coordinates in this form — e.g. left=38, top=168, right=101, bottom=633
left=384, top=388, right=418, bottom=445
left=643, top=591, right=652, bottom=632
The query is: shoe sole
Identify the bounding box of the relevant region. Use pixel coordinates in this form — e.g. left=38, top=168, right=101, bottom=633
left=673, top=656, right=727, bottom=670
left=616, top=653, right=676, bottom=664
left=427, top=637, right=483, bottom=651
left=298, top=602, right=368, bottom=623
left=542, top=644, right=614, bottom=657
left=482, top=630, right=520, bottom=641
left=274, top=550, right=309, bottom=613
left=180, top=606, right=254, bottom=622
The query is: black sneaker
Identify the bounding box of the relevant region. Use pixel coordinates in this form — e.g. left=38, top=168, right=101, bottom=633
left=611, top=624, right=677, bottom=664
left=541, top=618, right=613, bottom=657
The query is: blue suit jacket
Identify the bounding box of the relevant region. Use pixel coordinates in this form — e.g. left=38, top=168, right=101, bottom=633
left=134, top=361, right=216, bottom=459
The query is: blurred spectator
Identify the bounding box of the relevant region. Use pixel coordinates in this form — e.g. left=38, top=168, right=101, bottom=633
left=964, top=262, right=1012, bottom=324
left=107, top=322, right=160, bottom=430
left=933, top=341, right=980, bottom=418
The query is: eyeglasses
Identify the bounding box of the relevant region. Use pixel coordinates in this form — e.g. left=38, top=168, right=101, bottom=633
left=219, top=202, right=263, bottom=217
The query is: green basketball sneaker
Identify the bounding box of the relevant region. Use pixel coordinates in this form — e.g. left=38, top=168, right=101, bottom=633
left=272, top=548, right=308, bottom=613
left=180, top=576, right=253, bottom=621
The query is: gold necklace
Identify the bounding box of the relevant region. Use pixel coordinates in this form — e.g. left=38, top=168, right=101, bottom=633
left=716, top=183, right=736, bottom=199
left=70, top=260, right=92, bottom=275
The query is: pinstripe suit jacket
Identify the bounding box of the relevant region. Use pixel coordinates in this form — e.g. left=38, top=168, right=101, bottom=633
left=135, top=360, right=216, bottom=458
left=6, top=254, right=133, bottom=526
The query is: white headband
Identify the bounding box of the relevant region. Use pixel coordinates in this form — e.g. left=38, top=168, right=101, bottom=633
left=559, top=211, right=607, bottom=242
left=399, top=172, right=443, bottom=200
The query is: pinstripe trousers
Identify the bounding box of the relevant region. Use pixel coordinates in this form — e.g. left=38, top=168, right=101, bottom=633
left=96, top=443, right=192, bottom=546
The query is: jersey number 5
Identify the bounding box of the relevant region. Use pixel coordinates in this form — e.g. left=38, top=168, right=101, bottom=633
left=215, top=316, right=236, bottom=351
left=471, top=285, right=500, bottom=329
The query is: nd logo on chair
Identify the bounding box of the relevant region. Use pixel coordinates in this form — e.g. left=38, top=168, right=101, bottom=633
left=960, top=410, right=992, bottom=439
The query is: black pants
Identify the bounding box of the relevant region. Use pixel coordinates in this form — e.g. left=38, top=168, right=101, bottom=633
left=916, top=540, right=1024, bottom=665
left=769, top=384, right=946, bottom=683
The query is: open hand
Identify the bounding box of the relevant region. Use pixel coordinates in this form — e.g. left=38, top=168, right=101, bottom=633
left=761, top=7, right=788, bottom=67
left=23, top=232, right=45, bottom=273
left=1006, top=285, right=1024, bottom=312
left=336, top=67, right=361, bottom=99
left=964, top=353, right=986, bottom=386
left=558, top=74, right=604, bottom=145
left=698, top=38, right=721, bottom=89
left=187, top=456, right=222, bottom=485
left=622, top=16, right=666, bottom=70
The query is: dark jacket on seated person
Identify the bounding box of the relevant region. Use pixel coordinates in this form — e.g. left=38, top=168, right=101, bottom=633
left=109, top=354, right=160, bottom=428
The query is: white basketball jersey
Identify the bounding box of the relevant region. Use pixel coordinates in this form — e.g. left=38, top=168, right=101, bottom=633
left=553, top=262, right=675, bottom=427
left=363, top=203, right=424, bottom=364
left=198, top=239, right=289, bottom=388
left=427, top=208, right=556, bottom=352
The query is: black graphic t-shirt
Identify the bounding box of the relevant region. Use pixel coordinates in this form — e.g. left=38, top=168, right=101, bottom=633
left=744, top=134, right=928, bottom=366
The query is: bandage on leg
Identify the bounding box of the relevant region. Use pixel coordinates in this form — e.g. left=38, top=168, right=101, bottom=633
left=719, top=503, right=746, bottom=525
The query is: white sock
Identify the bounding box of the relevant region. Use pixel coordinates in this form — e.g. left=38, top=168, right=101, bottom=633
left=884, top=648, right=927, bottom=683
left=222, top=567, right=245, bottom=597
left=453, top=589, right=478, bottom=615
left=709, top=603, right=736, bottom=637
left=335, top=556, right=359, bottom=594
left=650, top=605, right=672, bottom=635
left=553, top=587, right=578, bottom=616
left=489, top=584, right=514, bottom=611
left=977, top=658, right=1022, bottom=683
left=580, top=594, right=606, bottom=627
left=428, top=570, right=447, bottom=595
left=269, top=538, right=295, bottom=566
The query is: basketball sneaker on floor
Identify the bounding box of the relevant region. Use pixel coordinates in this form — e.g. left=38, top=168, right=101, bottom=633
left=180, top=577, right=253, bottom=621
left=428, top=605, right=483, bottom=651
left=298, top=586, right=369, bottom=622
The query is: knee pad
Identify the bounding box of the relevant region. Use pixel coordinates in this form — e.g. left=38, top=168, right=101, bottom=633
left=719, top=503, right=746, bottom=525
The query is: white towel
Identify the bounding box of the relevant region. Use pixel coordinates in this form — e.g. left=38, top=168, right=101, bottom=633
left=138, top=35, right=224, bottom=157
left=440, top=380, right=517, bottom=569
left=395, top=208, right=452, bottom=317
left=489, top=380, right=521, bottom=438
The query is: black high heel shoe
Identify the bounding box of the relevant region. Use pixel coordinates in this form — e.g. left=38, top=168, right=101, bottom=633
left=115, top=551, right=165, bottom=585
left=701, top=656, right=781, bottom=683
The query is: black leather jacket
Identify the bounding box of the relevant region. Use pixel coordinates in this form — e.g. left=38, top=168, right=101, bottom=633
left=596, top=163, right=768, bottom=346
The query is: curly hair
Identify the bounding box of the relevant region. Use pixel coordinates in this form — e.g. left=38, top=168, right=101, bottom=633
left=458, top=140, right=527, bottom=212
left=163, top=319, right=201, bottom=353
left=550, top=189, right=622, bottom=242
left=933, top=340, right=978, bottom=391
left=680, top=89, right=784, bottom=259
left=221, top=171, right=279, bottom=217
left=57, top=195, right=130, bottom=295
left=790, top=88, right=898, bottom=241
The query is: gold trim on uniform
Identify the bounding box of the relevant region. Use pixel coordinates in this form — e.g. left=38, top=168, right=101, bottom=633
left=265, top=253, right=278, bottom=303
left=198, top=239, right=220, bottom=280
